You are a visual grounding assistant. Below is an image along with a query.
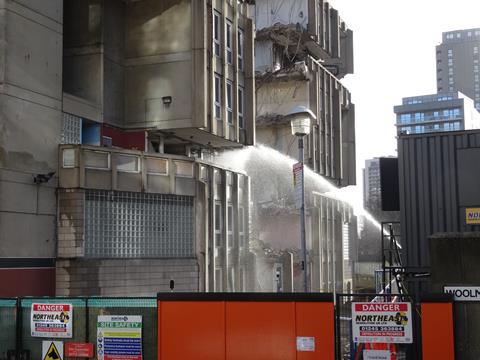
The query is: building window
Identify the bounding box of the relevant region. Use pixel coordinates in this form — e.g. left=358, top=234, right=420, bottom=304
left=62, top=148, right=76, bottom=168
left=213, top=11, right=221, bottom=57
left=227, top=204, right=234, bottom=248
left=226, top=80, right=233, bottom=124
left=215, top=202, right=223, bottom=247
left=226, top=20, right=233, bottom=64
left=214, top=74, right=222, bottom=120
left=238, top=86, right=245, bottom=128
left=84, top=150, right=110, bottom=170
left=116, top=154, right=140, bottom=173
left=215, top=268, right=223, bottom=292
left=239, top=266, right=246, bottom=292
left=238, top=28, right=244, bottom=70
left=239, top=206, right=245, bottom=248
left=474, top=47, right=479, bottom=54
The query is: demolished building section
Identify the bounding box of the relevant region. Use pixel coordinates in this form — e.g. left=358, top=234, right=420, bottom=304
left=254, top=0, right=357, bottom=293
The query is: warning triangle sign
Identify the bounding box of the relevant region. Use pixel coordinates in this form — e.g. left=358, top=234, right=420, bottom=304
left=43, top=342, right=62, bottom=360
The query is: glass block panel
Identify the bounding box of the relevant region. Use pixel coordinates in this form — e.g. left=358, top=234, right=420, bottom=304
left=61, top=113, right=81, bottom=144
left=84, top=190, right=194, bottom=258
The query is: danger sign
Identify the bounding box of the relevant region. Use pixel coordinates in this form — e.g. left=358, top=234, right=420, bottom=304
left=352, top=302, right=413, bottom=344
left=31, top=303, right=73, bottom=338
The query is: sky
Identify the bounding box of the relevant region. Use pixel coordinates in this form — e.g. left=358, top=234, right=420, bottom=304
left=330, top=0, right=480, bottom=182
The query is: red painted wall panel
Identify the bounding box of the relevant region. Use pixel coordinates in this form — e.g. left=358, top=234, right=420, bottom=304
left=0, top=268, right=55, bottom=296
left=102, top=125, right=145, bottom=151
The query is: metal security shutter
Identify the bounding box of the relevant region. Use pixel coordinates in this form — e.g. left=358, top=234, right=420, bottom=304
left=85, top=190, right=194, bottom=258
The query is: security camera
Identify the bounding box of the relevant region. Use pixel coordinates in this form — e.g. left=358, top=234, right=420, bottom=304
left=33, top=172, right=55, bottom=184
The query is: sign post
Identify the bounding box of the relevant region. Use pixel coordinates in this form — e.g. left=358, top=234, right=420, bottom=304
left=352, top=302, right=413, bottom=344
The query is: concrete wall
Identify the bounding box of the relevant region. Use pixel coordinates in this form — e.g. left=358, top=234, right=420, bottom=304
left=56, top=258, right=199, bottom=296
left=124, top=0, right=193, bottom=128
left=0, top=1, right=62, bottom=266
left=255, top=0, right=308, bottom=31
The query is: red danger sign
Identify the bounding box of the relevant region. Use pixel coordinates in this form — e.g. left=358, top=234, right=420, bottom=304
left=33, top=304, right=71, bottom=312
left=352, top=302, right=413, bottom=344
left=65, top=343, right=94, bottom=358
left=355, top=303, right=408, bottom=312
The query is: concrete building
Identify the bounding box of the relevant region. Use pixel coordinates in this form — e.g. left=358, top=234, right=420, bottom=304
left=394, top=92, right=480, bottom=135
left=253, top=0, right=357, bottom=294
left=436, top=28, right=480, bottom=111
left=0, top=0, right=256, bottom=296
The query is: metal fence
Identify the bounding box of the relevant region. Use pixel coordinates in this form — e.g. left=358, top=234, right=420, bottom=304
left=335, top=293, right=421, bottom=360
left=0, top=297, right=157, bottom=360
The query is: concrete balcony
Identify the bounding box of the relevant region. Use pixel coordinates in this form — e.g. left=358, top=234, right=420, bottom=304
left=58, top=144, right=222, bottom=196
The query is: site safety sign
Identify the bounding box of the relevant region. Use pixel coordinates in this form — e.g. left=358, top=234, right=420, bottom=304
left=97, top=315, right=143, bottom=360
left=352, top=302, right=413, bottom=344
left=31, top=303, right=73, bottom=338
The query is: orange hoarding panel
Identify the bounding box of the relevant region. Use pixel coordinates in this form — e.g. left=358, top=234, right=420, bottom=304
left=295, top=302, right=335, bottom=360
left=226, top=302, right=296, bottom=360
left=421, top=301, right=455, bottom=360
left=158, top=301, right=225, bottom=360
left=157, top=293, right=334, bottom=360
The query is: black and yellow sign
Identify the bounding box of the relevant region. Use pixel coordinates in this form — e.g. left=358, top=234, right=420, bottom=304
left=42, top=341, right=63, bottom=360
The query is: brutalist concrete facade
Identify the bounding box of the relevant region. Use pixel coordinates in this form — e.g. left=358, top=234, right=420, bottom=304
left=0, top=0, right=256, bottom=296
left=255, top=0, right=356, bottom=187
left=253, top=0, right=356, bottom=294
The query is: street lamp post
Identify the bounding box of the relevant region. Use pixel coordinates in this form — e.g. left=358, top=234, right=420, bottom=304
left=289, top=106, right=316, bottom=293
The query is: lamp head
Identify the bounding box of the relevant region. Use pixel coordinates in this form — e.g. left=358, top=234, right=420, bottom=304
left=288, top=105, right=316, bottom=136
